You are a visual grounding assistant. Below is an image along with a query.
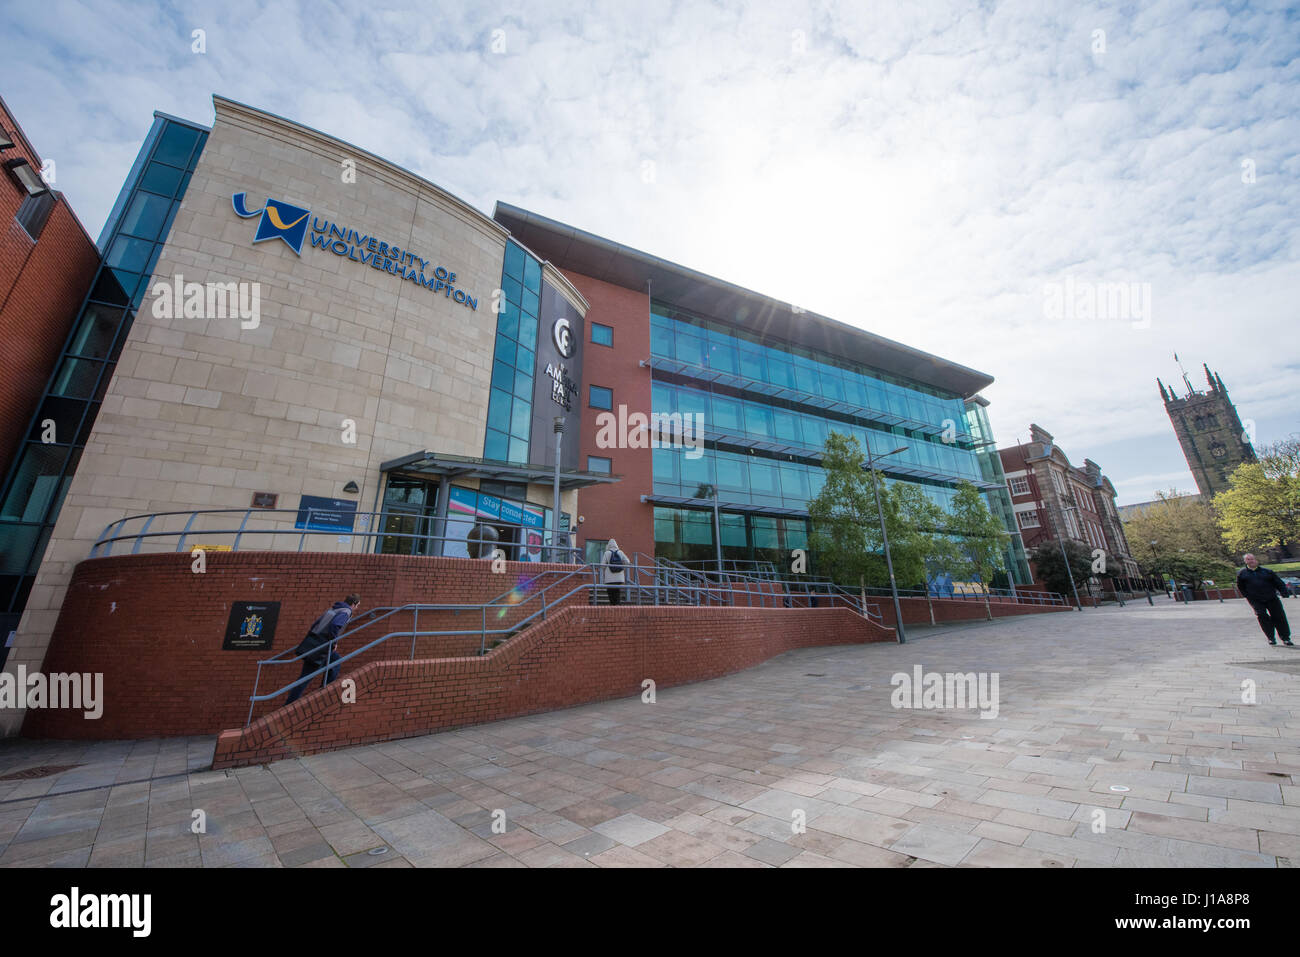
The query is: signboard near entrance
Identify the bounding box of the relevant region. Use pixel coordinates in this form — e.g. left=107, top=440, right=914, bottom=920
left=295, top=495, right=358, bottom=532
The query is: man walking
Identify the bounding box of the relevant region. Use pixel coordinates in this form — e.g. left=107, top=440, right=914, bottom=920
left=1236, top=555, right=1293, bottom=646
left=287, top=594, right=361, bottom=702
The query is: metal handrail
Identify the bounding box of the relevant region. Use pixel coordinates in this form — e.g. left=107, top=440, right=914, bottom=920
left=90, top=507, right=585, bottom=563
left=248, top=561, right=890, bottom=723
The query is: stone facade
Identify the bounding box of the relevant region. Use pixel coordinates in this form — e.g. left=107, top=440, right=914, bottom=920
left=2, top=96, right=583, bottom=734
left=1158, top=366, right=1257, bottom=497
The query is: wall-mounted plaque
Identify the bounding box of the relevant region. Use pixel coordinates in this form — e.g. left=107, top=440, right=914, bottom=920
left=251, top=492, right=278, bottom=509
left=223, top=601, right=280, bottom=651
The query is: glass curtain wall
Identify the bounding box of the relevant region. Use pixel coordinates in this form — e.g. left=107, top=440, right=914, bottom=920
left=483, top=241, right=542, bottom=464
left=0, top=115, right=208, bottom=621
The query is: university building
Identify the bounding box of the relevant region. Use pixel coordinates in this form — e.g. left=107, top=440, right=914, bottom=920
left=999, top=425, right=1141, bottom=591
left=1, top=96, right=1032, bottom=734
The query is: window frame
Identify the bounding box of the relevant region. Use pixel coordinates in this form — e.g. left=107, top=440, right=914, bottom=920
left=589, top=384, right=613, bottom=410
left=590, top=322, right=613, bottom=347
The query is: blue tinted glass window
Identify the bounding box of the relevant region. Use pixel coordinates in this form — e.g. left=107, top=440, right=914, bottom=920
left=510, top=400, right=532, bottom=438
left=105, top=236, right=154, bottom=273
left=716, top=454, right=747, bottom=490
left=497, top=301, right=519, bottom=340
left=706, top=340, right=737, bottom=373
left=504, top=242, right=525, bottom=280
left=680, top=451, right=712, bottom=486
left=518, top=316, right=538, bottom=350
left=120, top=192, right=170, bottom=240
left=749, top=460, right=778, bottom=494
left=494, top=334, right=516, bottom=367
left=591, top=323, right=613, bottom=347
left=773, top=410, right=802, bottom=444
left=651, top=381, right=674, bottom=412
left=650, top=324, right=674, bottom=359
left=152, top=123, right=199, bottom=167
left=675, top=331, right=705, bottom=366
left=140, top=162, right=183, bottom=197
left=485, top=429, right=509, bottom=460
left=509, top=437, right=529, bottom=463
left=523, top=256, right=541, bottom=291
left=738, top=348, right=764, bottom=380
left=590, top=385, right=612, bottom=410
left=502, top=275, right=522, bottom=307
left=743, top=403, right=773, bottom=437
left=710, top=395, right=742, bottom=432
left=520, top=287, right=539, bottom=318
left=491, top=360, right=514, bottom=393
left=780, top=465, right=810, bottom=500
left=488, top=391, right=512, bottom=433
left=513, top=369, right=531, bottom=399
left=588, top=456, right=612, bottom=475
left=515, top=345, right=534, bottom=372
left=652, top=447, right=678, bottom=483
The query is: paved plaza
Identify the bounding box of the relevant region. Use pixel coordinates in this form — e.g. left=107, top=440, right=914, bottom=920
left=1, top=598, right=1299, bottom=867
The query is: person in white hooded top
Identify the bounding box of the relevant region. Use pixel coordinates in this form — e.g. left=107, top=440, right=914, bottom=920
left=601, top=538, right=630, bottom=606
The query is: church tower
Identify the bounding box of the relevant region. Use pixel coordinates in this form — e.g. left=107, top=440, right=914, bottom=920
left=1157, top=362, right=1257, bottom=497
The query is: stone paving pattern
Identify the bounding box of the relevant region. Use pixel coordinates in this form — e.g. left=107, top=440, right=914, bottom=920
left=2, top=599, right=1299, bottom=867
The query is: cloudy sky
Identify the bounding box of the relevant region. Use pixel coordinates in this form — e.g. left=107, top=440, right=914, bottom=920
left=4, top=0, right=1297, bottom=504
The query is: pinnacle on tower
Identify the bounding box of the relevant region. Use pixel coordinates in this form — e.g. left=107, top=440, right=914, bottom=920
left=1157, top=377, right=1168, bottom=401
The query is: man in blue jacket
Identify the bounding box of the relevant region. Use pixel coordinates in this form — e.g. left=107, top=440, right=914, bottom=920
left=286, top=594, right=361, bottom=702
left=1236, top=556, right=1292, bottom=646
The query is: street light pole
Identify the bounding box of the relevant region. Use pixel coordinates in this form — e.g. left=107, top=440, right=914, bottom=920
left=1052, top=503, right=1083, bottom=610
left=552, top=417, right=563, bottom=563
left=863, top=437, right=908, bottom=644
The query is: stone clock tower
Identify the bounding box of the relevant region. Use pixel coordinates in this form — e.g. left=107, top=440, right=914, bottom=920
left=1158, top=363, right=1257, bottom=497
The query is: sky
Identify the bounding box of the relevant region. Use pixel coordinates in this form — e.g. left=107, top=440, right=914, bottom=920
left=3, top=0, right=1297, bottom=504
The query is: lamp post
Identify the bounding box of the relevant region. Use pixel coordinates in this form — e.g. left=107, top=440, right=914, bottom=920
left=552, top=416, right=563, bottom=562
left=1051, top=502, right=1084, bottom=610
left=698, top=483, right=723, bottom=573
left=863, top=437, right=909, bottom=644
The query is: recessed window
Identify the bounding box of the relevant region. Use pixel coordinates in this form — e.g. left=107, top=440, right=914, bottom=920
left=589, top=385, right=612, bottom=410
left=591, top=322, right=613, bottom=347
left=15, top=191, right=55, bottom=240
left=1017, top=510, right=1040, bottom=529
left=588, top=456, right=612, bottom=474
left=1007, top=476, right=1029, bottom=496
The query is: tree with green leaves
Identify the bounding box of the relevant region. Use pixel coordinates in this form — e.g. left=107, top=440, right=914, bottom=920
left=945, top=481, right=1010, bottom=619
left=1122, top=488, right=1235, bottom=568
left=1029, top=539, right=1092, bottom=606
left=808, top=431, right=943, bottom=591
left=1215, top=436, right=1300, bottom=555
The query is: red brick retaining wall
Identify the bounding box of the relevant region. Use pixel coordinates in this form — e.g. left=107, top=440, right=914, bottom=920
left=212, top=604, right=895, bottom=769
left=24, top=552, right=594, bottom=739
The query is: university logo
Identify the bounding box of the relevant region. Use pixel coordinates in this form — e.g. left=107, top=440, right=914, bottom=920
left=232, top=193, right=311, bottom=255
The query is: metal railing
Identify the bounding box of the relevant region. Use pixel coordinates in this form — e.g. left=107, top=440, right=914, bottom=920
left=248, top=554, right=887, bottom=723
left=90, top=507, right=585, bottom=563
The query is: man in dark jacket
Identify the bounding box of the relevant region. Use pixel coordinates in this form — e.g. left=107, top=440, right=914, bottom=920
left=286, top=594, right=361, bottom=702
left=1236, top=556, right=1292, bottom=646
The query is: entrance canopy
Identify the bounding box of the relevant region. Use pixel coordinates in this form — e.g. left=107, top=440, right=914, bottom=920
left=380, top=450, right=621, bottom=491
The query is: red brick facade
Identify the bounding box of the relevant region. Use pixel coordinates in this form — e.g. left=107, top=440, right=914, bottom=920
left=0, top=97, right=99, bottom=470
left=564, top=270, right=655, bottom=560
